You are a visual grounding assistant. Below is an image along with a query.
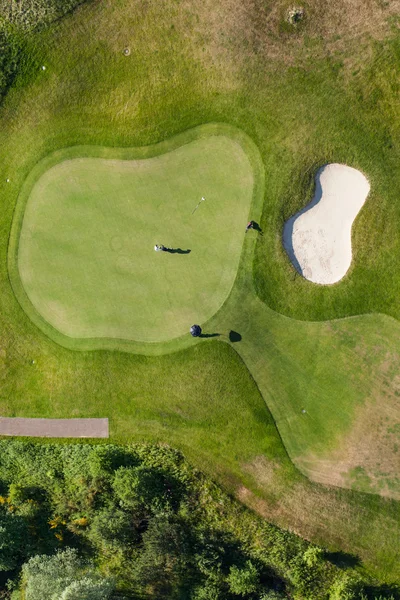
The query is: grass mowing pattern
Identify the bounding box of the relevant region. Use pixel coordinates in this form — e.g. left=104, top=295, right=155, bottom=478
left=1, top=0, right=400, bottom=582
left=13, top=127, right=255, bottom=345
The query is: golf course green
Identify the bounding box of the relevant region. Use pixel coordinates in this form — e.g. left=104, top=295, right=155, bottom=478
left=12, top=128, right=258, bottom=345
left=1, top=0, right=400, bottom=583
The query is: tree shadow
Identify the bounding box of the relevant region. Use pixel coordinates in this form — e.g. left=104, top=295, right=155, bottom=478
left=165, top=248, right=191, bottom=254
left=323, top=550, right=360, bottom=569
left=229, top=330, right=242, bottom=343
left=362, top=584, right=400, bottom=599
left=199, top=333, right=220, bottom=338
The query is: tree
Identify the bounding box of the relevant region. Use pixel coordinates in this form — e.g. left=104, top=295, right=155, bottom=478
left=259, top=592, right=286, bottom=600
left=0, top=508, right=28, bottom=571
left=89, top=505, right=136, bottom=549
left=303, top=546, right=323, bottom=568
left=227, top=561, right=260, bottom=596
left=59, top=577, right=114, bottom=600
left=190, top=581, right=223, bottom=599
left=20, top=548, right=114, bottom=600
left=133, top=513, right=192, bottom=598
left=328, top=573, right=363, bottom=600
left=112, top=466, right=173, bottom=514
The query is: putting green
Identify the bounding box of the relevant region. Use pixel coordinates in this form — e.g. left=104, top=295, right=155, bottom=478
left=12, top=126, right=258, bottom=345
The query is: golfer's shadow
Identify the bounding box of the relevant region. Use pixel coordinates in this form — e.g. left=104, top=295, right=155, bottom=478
left=165, top=248, right=191, bottom=254
left=199, top=333, right=220, bottom=338
left=251, top=222, right=263, bottom=235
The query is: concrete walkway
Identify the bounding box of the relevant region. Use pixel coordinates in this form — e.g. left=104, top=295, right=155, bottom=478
left=0, top=417, right=109, bottom=438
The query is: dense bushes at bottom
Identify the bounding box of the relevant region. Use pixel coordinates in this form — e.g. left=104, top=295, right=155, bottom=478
left=0, top=441, right=396, bottom=600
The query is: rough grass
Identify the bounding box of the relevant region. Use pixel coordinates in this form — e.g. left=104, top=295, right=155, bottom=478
left=0, top=0, right=400, bottom=584
left=0, top=0, right=87, bottom=31
left=254, top=36, right=400, bottom=322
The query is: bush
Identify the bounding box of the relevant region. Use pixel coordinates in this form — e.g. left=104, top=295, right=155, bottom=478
left=20, top=548, right=114, bottom=600
left=303, top=546, right=324, bottom=568
left=0, top=508, right=28, bottom=572
left=259, top=592, right=286, bottom=600
left=112, top=465, right=181, bottom=515
left=227, top=561, right=260, bottom=596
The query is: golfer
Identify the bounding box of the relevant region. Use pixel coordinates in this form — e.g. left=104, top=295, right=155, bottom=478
left=154, top=244, right=167, bottom=252
left=245, top=221, right=263, bottom=235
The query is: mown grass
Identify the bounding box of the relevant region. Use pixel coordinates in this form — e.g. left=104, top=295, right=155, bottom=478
left=12, top=128, right=255, bottom=344
left=0, top=0, right=400, bottom=585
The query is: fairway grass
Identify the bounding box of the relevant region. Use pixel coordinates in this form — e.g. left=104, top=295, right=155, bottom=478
left=11, top=126, right=259, bottom=347
left=1, top=0, right=400, bottom=583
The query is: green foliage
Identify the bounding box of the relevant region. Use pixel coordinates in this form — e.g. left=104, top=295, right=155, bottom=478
left=0, top=441, right=398, bottom=598
left=190, top=581, right=223, bottom=599
left=21, top=548, right=114, bottom=600
left=227, top=561, right=260, bottom=595
left=328, top=573, right=363, bottom=600
left=89, top=505, right=136, bottom=549
left=0, top=507, right=28, bottom=571
left=258, top=592, right=286, bottom=600
left=113, top=465, right=182, bottom=515
left=58, top=577, right=114, bottom=600
left=303, top=546, right=324, bottom=568
left=133, top=513, right=193, bottom=598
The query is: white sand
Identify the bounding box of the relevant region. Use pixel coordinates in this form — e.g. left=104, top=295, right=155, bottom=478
left=283, top=164, right=370, bottom=285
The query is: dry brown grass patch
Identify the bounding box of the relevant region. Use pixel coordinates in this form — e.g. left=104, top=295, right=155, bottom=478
left=296, top=377, right=400, bottom=500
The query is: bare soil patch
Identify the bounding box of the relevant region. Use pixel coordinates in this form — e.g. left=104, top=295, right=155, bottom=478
left=297, top=386, right=400, bottom=499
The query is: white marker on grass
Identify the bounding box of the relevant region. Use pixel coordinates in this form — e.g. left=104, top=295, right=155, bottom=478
left=192, top=196, right=206, bottom=215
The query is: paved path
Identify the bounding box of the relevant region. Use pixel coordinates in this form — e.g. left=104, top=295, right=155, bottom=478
left=0, top=417, right=109, bottom=438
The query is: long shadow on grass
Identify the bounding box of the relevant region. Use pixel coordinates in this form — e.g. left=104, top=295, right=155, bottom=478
left=362, top=584, right=400, bottom=599
left=199, top=333, right=220, bottom=338
left=165, top=248, right=191, bottom=254
left=324, top=550, right=360, bottom=569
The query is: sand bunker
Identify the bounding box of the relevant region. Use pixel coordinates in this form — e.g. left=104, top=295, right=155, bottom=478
left=283, top=164, right=370, bottom=284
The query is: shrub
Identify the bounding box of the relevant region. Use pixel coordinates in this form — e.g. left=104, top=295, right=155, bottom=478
left=20, top=548, right=114, bottom=600
left=227, top=561, right=260, bottom=596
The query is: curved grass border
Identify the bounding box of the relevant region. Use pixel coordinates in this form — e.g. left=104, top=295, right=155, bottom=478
left=8, top=123, right=265, bottom=355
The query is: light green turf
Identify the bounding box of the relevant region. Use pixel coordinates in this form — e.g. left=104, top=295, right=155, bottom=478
left=14, top=129, right=256, bottom=344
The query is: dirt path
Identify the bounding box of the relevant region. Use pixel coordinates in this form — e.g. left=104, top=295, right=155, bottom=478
left=0, top=417, right=109, bottom=438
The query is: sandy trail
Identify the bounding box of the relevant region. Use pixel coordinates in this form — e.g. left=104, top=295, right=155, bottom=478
left=283, top=164, right=370, bottom=284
